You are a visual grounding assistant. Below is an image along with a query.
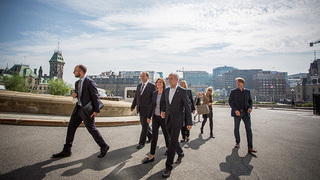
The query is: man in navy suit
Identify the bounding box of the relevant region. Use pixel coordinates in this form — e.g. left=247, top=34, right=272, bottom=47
left=131, top=71, right=156, bottom=149
left=161, top=73, right=192, bottom=178
left=52, top=65, right=109, bottom=158
left=228, top=77, right=257, bottom=154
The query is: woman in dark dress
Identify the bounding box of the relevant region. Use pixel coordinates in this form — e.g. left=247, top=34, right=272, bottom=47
left=179, top=80, right=195, bottom=142
left=143, top=78, right=170, bottom=163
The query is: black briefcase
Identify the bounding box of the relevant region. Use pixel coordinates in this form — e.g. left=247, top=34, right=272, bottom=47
left=83, top=99, right=104, bottom=117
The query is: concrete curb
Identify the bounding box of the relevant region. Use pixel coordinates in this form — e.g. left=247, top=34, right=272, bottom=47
left=0, top=118, right=140, bottom=127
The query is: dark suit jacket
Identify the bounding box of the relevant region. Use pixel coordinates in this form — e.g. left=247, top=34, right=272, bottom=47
left=161, top=86, right=192, bottom=127
left=228, top=88, right=252, bottom=117
left=131, top=82, right=156, bottom=117
left=187, top=89, right=196, bottom=111
left=147, top=90, right=165, bottom=119
left=73, top=77, right=101, bottom=115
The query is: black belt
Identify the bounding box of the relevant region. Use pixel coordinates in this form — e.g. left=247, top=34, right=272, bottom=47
left=239, top=109, right=245, bottom=112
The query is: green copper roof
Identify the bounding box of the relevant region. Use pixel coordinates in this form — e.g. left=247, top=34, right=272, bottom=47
left=49, top=50, right=65, bottom=63
left=7, top=65, right=37, bottom=78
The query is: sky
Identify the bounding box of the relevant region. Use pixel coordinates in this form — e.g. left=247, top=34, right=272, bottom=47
left=0, top=0, right=320, bottom=85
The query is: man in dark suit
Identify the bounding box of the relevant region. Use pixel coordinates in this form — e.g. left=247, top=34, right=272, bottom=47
left=52, top=65, right=109, bottom=158
left=131, top=71, right=156, bottom=149
left=228, top=77, right=257, bottom=154
left=161, top=73, right=192, bottom=178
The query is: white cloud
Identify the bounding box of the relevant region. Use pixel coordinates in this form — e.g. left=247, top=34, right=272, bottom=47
left=1, top=0, right=320, bottom=84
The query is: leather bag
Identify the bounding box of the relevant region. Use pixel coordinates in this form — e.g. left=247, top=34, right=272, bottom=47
left=83, top=99, right=104, bottom=117
left=197, top=104, right=210, bottom=114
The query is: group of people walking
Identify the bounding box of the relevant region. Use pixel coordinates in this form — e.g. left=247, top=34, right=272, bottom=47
left=51, top=65, right=257, bottom=178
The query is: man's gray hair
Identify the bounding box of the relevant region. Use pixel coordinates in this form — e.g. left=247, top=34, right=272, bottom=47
left=169, top=73, right=179, bottom=80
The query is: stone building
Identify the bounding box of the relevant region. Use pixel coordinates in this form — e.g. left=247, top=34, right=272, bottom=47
left=295, top=59, right=320, bottom=102
left=253, top=71, right=287, bottom=102
left=0, top=49, right=65, bottom=93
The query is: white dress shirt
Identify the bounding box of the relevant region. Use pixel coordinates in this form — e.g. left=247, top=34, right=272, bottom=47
left=169, top=84, right=178, bottom=104
left=140, top=81, right=149, bottom=95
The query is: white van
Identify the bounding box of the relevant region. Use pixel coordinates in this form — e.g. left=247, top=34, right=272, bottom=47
left=124, top=87, right=136, bottom=102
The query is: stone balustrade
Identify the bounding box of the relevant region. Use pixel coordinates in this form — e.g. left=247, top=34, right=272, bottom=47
left=0, top=90, right=137, bottom=117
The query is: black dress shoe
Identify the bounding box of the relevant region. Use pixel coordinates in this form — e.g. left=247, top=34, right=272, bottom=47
left=200, top=128, right=203, bottom=134
left=164, top=150, right=168, bottom=156
left=180, top=139, right=186, bottom=142
left=162, top=169, right=171, bottom=178
left=137, top=144, right=145, bottom=149
left=98, top=145, right=110, bottom=158
left=51, top=151, right=71, bottom=158
left=175, top=155, right=184, bottom=164
left=143, top=157, right=155, bottom=164
left=210, top=133, right=215, bottom=138
left=146, top=139, right=151, bottom=143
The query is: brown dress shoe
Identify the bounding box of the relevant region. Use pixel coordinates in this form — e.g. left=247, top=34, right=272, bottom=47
left=248, top=148, right=257, bottom=153
left=162, top=169, right=171, bottom=178
left=175, top=155, right=184, bottom=164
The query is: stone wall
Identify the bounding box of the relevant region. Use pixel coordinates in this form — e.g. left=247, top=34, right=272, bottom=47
left=0, top=90, right=137, bottom=117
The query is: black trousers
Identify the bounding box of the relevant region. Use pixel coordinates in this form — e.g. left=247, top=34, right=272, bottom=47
left=201, top=108, right=213, bottom=134
left=234, top=112, right=253, bottom=148
left=165, top=118, right=184, bottom=170
left=139, top=114, right=152, bottom=145
left=150, top=115, right=169, bottom=155
left=64, top=106, right=107, bottom=152
left=181, top=126, right=190, bottom=139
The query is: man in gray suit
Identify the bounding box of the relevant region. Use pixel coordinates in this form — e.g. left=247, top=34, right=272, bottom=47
left=52, top=65, right=109, bottom=158
left=228, top=77, right=257, bottom=154
left=131, top=71, right=156, bottom=149
left=161, top=73, right=192, bottom=178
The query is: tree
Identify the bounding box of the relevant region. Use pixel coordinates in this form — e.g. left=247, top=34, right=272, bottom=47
left=48, top=79, right=71, bottom=96
left=0, top=74, right=29, bottom=92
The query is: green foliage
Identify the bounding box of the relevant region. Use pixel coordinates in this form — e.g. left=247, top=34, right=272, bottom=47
left=295, top=103, right=313, bottom=107
left=0, top=74, right=29, bottom=92
left=216, top=100, right=228, bottom=104
left=48, top=79, right=71, bottom=96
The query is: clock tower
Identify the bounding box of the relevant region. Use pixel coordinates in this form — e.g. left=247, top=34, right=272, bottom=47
left=49, top=50, right=65, bottom=79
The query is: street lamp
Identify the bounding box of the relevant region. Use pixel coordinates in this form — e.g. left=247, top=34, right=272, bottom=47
left=291, top=89, right=295, bottom=108
left=270, top=86, right=274, bottom=109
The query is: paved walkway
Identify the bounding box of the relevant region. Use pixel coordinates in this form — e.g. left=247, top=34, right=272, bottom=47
left=0, top=107, right=319, bottom=179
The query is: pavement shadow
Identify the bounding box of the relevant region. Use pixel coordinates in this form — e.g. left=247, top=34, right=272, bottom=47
left=219, top=148, right=254, bottom=180
left=0, top=145, right=138, bottom=179
left=102, top=146, right=167, bottom=179
left=182, top=133, right=211, bottom=150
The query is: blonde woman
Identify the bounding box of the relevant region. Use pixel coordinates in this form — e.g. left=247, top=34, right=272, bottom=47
left=196, top=87, right=214, bottom=138
left=179, top=80, right=195, bottom=142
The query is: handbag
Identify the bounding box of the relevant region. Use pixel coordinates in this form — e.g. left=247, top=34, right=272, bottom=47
left=83, top=99, right=104, bottom=117
left=197, top=104, right=210, bottom=114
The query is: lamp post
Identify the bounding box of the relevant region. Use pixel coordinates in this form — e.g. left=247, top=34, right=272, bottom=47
left=270, top=86, right=274, bottom=109
left=291, top=89, right=295, bottom=108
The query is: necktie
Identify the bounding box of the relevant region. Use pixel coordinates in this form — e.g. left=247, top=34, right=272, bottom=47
left=140, top=84, right=145, bottom=95
left=78, top=80, right=82, bottom=106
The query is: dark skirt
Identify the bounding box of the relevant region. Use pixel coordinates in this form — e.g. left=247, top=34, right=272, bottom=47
left=203, top=107, right=213, bottom=119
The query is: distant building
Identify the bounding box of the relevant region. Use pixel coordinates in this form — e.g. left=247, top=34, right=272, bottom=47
left=182, top=71, right=210, bottom=87
left=287, top=73, right=308, bottom=87
left=89, top=70, right=162, bottom=97
left=253, top=71, right=287, bottom=102
left=223, top=69, right=262, bottom=93
left=0, top=49, right=64, bottom=93
left=212, top=66, right=236, bottom=89
left=296, top=59, right=320, bottom=102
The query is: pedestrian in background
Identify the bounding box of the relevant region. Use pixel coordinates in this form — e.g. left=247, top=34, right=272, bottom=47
left=179, top=80, right=195, bottom=142
left=131, top=71, right=156, bottom=149
left=197, top=87, right=215, bottom=138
